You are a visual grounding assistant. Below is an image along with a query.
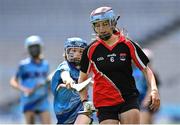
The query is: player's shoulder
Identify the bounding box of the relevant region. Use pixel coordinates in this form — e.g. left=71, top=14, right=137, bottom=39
left=19, top=57, right=31, bottom=66
left=121, top=37, right=143, bottom=51
left=84, top=40, right=100, bottom=54
left=86, top=40, right=99, bottom=48
left=59, top=60, right=68, bottom=67
left=126, top=37, right=140, bottom=47
left=41, top=58, right=49, bottom=65
left=56, top=61, right=69, bottom=70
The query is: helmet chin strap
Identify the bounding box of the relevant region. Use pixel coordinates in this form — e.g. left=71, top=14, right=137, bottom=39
left=67, top=57, right=81, bottom=68
left=99, top=33, right=112, bottom=41
left=69, top=61, right=80, bottom=69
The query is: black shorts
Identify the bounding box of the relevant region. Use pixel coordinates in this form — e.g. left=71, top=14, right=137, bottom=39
left=97, top=97, right=140, bottom=123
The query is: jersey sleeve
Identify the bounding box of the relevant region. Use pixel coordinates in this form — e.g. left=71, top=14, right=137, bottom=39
left=127, top=41, right=149, bottom=70
left=51, top=70, right=62, bottom=95
left=80, top=47, right=91, bottom=74
left=15, top=63, right=23, bottom=79
left=58, top=61, right=70, bottom=72
left=51, top=62, right=70, bottom=95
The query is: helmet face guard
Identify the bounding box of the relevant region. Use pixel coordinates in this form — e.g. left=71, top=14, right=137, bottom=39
left=28, top=44, right=41, bottom=58
left=64, top=37, right=87, bottom=66
left=65, top=47, right=84, bottom=66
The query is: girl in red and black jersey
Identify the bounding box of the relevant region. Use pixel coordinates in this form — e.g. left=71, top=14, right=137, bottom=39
left=78, top=6, right=160, bottom=124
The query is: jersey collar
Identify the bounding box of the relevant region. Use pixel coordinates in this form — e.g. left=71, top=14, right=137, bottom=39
left=97, top=32, right=126, bottom=51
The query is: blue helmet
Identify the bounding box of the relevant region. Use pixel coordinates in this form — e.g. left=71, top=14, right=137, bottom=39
left=64, top=37, right=87, bottom=50
left=64, top=37, right=87, bottom=66
left=90, top=6, right=116, bottom=24
left=25, top=35, right=43, bottom=49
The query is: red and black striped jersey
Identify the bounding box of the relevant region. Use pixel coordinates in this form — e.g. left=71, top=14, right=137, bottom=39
left=80, top=32, right=149, bottom=108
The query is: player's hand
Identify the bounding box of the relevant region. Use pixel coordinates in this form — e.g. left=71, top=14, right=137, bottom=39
left=83, top=101, right=96, bottom=115
left=20, top=85, right=34, bottom=96
left=63, top=78, right=75, bottom=89
left=78, top=101, right=96, bottom=115
left=148, top=90, right=160, bottom=112
left=84, top=101, right=96, bottom=112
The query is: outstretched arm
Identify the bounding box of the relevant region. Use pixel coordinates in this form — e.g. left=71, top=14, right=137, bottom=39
left=142, top=66, right=160, bottom=112
left=78, top=71, right=89, bottom=102
left=60, top=70, right=74, bottom=89
left=10, top=76, right=20, bottom=90
left=10, top=76, right=33, bottom=95
left=54, top=70, right=75, bottom=91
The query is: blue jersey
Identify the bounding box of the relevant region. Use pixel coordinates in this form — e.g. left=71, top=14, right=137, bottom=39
left=132, top=66, right=147, bottom=103
left=15, top=57, right=50, bottom=112
left=51, top=61, right=83, bottom=124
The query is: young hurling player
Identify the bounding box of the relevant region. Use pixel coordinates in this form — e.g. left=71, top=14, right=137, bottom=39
left=10, top=35, right=51, bottom=124
left=78, top=6, right=160, bottom=124
left=51, top=37, right=93, bottom=124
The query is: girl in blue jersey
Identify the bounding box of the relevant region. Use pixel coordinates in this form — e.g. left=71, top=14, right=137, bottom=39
left=51, top=37, right=92, bottom=124
left=10, top=35, right=51, bottom=124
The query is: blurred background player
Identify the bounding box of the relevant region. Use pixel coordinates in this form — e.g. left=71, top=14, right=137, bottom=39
left=133, top=48, right=161, bottom=124
left=10, top=35, right=51, bottom=124
left=51, top=37, right=93, bottom=124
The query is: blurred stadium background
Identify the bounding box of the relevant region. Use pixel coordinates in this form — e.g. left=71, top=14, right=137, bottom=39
left=0, top=0, right=180, bottom=123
